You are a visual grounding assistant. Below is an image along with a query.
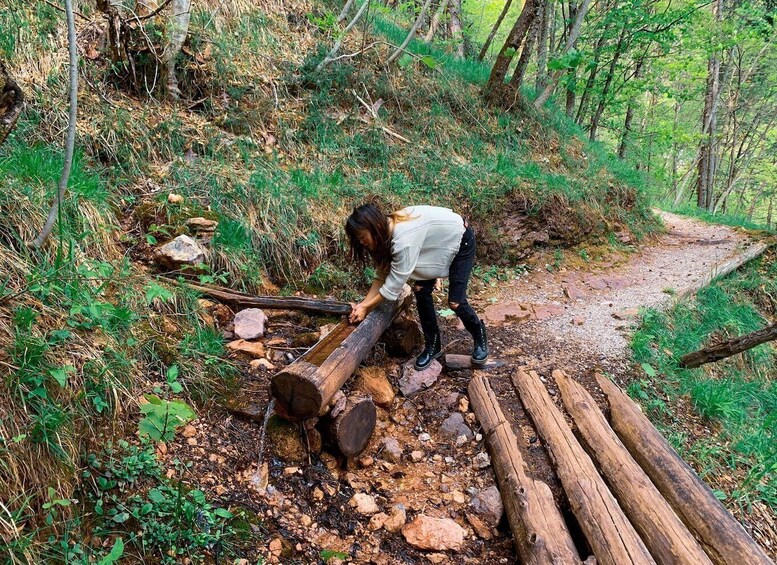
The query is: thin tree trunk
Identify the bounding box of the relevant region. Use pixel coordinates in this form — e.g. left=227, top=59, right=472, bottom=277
left=478, top=0, right=515, bottom=61
left=534, top=0, right=551, bottom=92
left=671, top=100, right=681, bottom=198
left=618, top=55, right=645, bottom=159
left=424, top=0, right=449, bottom=42
left=767, top=195, right=773, bottom=228
left=574, top=30, right=609, bottom=124
left=316, top=0, right=370, bottom=72
left=387, top=0, right=434, bottom=63
left=508, top=3, right=542, bottom=90
left=448, top=0, right=465, bottom=59
left=533, top=0, right=591, bottom=109
left=589, top=25, right=627, bottom=142
left=337, top=0, right=356, bottom=22
left=697, top=0, right=723, bottom=210
left=30, top=0, right=78, bottom=250
left=163, top=0, right=191, bottom=100
left=484, top=0, right=539, bottom=103
left=680, top=322, right=777, bottom=368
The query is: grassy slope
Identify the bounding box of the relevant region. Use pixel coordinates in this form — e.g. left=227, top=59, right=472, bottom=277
left=0, top=0, right=659, bottom=561
left=631, top=250, right=777, bottom=512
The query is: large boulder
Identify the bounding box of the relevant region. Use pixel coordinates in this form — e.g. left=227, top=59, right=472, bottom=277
left=398, top=359, right=442, bottom=397
left=155, top=235, right=206, bottom=270
left=234, top=308, right=268, bottom=340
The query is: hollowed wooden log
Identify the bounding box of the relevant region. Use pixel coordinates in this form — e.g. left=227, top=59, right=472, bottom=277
left=511, top=368, right=656, bottom=565
left=271, top=286, right=410, bottom=420
left=469, top=374, right=582, bottom=565
left=555, top=370, right=711, bottom=565
left=595, top=373, right=774, bottom=565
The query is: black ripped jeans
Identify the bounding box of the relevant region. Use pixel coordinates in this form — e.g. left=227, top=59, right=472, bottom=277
left=412, top=225, right=481, bottom=343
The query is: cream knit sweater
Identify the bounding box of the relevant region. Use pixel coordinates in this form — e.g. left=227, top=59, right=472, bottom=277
left=377, top=206, right=466, bottom=301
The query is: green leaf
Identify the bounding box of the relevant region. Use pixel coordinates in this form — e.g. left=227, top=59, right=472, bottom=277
left=437, top=308, right=455, bottom=318
left=213, top=507, right=233, bottom=519
left=321, top=550, right=349, bottom=562
left=397, top=54, right=414, bottom=68
left=420, top=55, right=437, bottom=69
left=641, top=363, right=657, bottom=377
left=713, top=489, right=727, bottom=501
left=49, top=365, right=75, bottom=387
left=145, top=281, right=174, bottom=305
left=98, top=538, right=124, bottom=565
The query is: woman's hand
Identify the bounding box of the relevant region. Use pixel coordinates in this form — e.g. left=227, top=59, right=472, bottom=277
left=349, top=302, right=369, bottom=324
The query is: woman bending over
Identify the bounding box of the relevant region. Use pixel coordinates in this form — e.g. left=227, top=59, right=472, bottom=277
left=345, top=203, right=488, bottom=370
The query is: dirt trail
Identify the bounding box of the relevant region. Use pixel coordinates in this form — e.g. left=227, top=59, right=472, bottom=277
left=169, top=211, right=771, bottom=564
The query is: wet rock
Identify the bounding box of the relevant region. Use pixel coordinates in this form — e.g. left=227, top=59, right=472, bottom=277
left=155, top=235, right=206, bottom=270
left=473, top=452, right=491, bottom=470
left=398, top=360, right=442, bottom=396
left=354, top=367, right=395, bottom=408
left=383, top=504, right=406, bottom=533
left=349, top=493, right=379, bottom=515
left=402, top=515, right=465, bottom=552
left=234, top=308, right=267, bottom=340
left=380, top=437, right=402, bottom=462
left=440, top=413, right=474, bottom=440
left=470, top=486, right=503, bottom=526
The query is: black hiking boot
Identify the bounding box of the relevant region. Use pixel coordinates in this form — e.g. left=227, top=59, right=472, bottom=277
left=470, top=320, right=488, bottom=365
left=415, top=332, right=442, bottom=371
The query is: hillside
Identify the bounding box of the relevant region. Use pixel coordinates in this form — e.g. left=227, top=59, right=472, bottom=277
left=0, top=0, right=774, bottom=563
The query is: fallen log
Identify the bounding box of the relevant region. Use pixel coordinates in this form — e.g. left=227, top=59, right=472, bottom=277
left=511, top=368, right=656, bottom=565
left=319, top=393, right=377, bottom=457
left=445, top=354, right=506, bottom=371
left=595, top=373, right=774, bottom=565
left=555, top=370, right=712, bottom=565
left=177, top=280, right=353, bottom=315
left=469, top=375, right=582, bottom=565
left=271, top=286, right=411, bottom=420
left=679, top=321, right=777, bottom=368
left=676, top=241, right=770, bottom=301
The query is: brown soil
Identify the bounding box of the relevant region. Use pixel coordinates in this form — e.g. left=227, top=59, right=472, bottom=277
left=162, top=211, right=775, bottom=563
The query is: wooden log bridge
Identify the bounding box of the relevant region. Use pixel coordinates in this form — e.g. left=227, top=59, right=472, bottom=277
left=271, top=286, right=411, bottom=421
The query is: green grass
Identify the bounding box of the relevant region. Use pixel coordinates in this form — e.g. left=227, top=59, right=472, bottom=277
left=631, top=253, right=777, bottom=510
left=661, top=203, right=776, bottom=233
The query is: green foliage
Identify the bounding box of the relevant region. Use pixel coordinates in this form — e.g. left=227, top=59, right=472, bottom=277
left=137, top=395, right=196, bottom=442
left=631, top=254, right=777, bottom=509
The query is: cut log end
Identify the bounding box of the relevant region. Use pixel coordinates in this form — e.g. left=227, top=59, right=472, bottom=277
left=270, top=365, right=323, bottom=421
left=322, top=395, right=377, bottom=457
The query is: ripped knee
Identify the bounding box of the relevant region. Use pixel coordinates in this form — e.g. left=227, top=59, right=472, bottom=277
left=448, top=301, right=460, bottom=310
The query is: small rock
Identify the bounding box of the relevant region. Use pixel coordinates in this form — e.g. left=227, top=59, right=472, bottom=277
left=181, top=425, right=197, bottom=438
left=283, top=466, right=299, bottom=476
left=269, top=538, right=283, bottom=557
left=475, top=433, right=483, bottom=442
left=383, top=504, right=406, bottom=533
left=410, top=450, right=424, bottom=462
left=167, top=193, right=184, bottom=204
left=426, top=554, right=447, bottom=565
left=418, top=433, right=431, bottom=443
left=185, top=217, right=219, bottom=232
left=349, top=493, right=379, bottom=515
left=300, top=514, right=312, bottom=527
left=369, top=512, right=388, bottom=531
left=402, top=515, right=465, bottom=552
left=398, top=359, right=442, bottom=396
left=249, top=358, right=275, bottom=371
left=440, top=413, right=474, bottom=440
left=473, top=452, right=491, bottom=470
left=457, top=397, right=469, bottom=413
left=451, top=491, right=466, bottom=504
left=466, top=512, right=493, bottom=540
left=312, top=488, right=324, bottom=501
left=155, top=235, right=206, bottom=270
left=358, top=456, right=374, bottom=468
left=470, top=486, right=504, bottom=526
left=612, top=307, right=640, bottom=320
left=380, top=437, right=402, bottom=462
left=455, top=435, right=468, bottom=447
left=233, top=308, right=268, bottom=340
left=571, top=317, right=585, bottom=326
left=186, top=437, right=197, bottom=446
left=355, top=366, right=395, bottom=408
left=226, top=339, right=266, bottom=358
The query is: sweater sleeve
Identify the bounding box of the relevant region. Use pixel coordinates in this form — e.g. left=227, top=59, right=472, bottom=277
left=379, top=244, right=421, bottom=301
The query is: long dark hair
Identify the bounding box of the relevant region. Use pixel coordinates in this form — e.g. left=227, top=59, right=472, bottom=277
left=345, top=203, right=393, bottom=270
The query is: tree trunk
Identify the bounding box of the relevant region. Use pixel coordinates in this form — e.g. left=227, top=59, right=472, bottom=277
left=319, top=393, right=377, bottom=457
left=448, top=0, right=465, bottom=59
left=478, top=0, right=515, bottom=61
left=163, top=0, right=191, bottom=99
left=30, top=0, right=78, bottom=250
left=697, top=0, right=723, bottom=210
left=533, top=0, right=591, bottom=109
left=595, top=374, right=774, bottom=565
left=534, top=0, right=551, bottom=92
left=445, top=354, right=505, bottom=370
left=0, top=60, right=24, bottom=147
left=424, top=0, right=449, bottom=42
left=271, top=287, right=411, bottom=420
left=555, top=371, right=713, bottom=565
left=469, top=375, right=583, bottom=564
left=387, top=0, right=434, bottom=64
left=511, top=369, right=656, bottom=565
left=618, top=56, right=645, bottom=159
left=484, top=0, right=538, bottom=103
left=316, top=0, right=371, bottom=72
left=337, top=0, right=357, bottom=22
left=589, top=25, right=627, bottom=142
left=679, top=322, right=777, bottom=369
left=508, top=4, right=542, bottom=91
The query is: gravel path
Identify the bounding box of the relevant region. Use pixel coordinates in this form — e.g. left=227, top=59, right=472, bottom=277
left=476, top=210, right=759, bottom=371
